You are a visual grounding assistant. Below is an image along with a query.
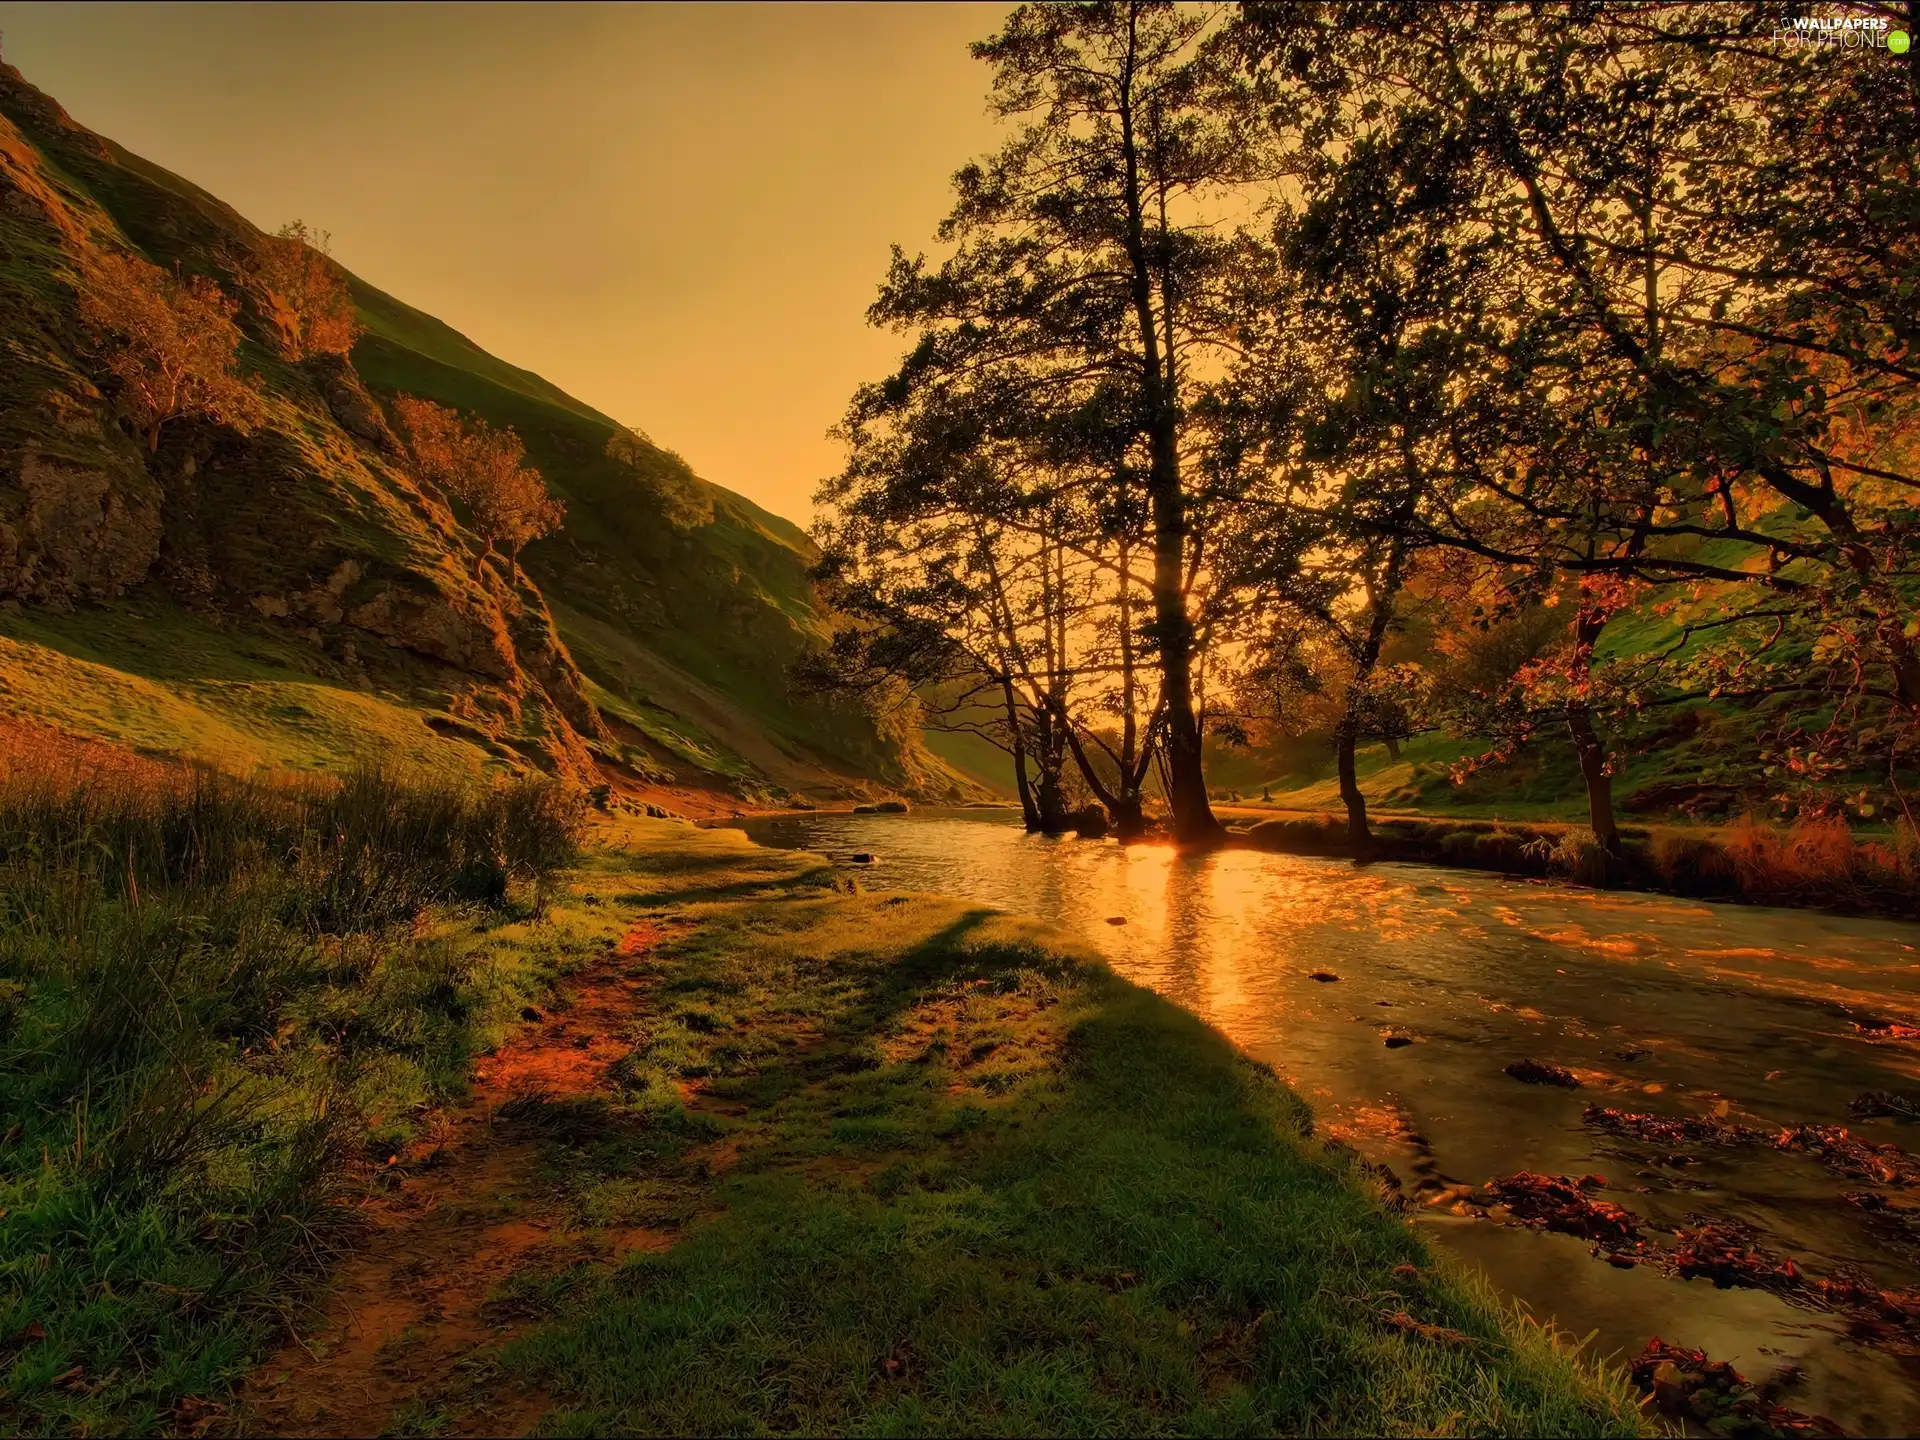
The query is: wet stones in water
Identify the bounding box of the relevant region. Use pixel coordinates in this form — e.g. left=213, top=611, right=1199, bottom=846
left=1383, top=1034, right=1414, bottom=1049
left=1670, top=1223, right=1802, bottom=1292
left=1774, top=1124, right=1920, bottom=1187
left=848, top=852, right=878, bottom=865
left=1480, top=1171, right=1641, bottom=1246
left=1308, top=970, right=1340, bottom=983
left=1852, top=1015, right=1920, bottom=1041
left=1630, top=1339, right=1843, bottom=1438
left=1505, top=1059, right=1580, bottom=1088
left=1613, top=1047, right=1651, bottom=1062
left=1851, top=1088, right=1920, bottom=1121
left=1583, top=1104, right=1765, bottom=1148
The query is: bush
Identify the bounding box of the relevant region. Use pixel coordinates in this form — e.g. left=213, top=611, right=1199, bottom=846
left=1648, top=831, right=1737, bottom=895
left=1525, top=826, right=1610, bottom=886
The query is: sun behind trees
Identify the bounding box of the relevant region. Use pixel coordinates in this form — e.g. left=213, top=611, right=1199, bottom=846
left=391, top=396, right=565, bottom=580
left=811, top=0, right=1920, bottom=853
left=75, top=250, right=263, bottom=453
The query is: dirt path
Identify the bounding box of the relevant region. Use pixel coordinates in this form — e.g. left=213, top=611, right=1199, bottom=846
left=235, top=921, right=685, bottom=1438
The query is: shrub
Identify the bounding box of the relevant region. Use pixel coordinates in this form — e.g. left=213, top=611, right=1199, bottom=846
left=1649, top=830, right=1738, bottom=896
left=1525, top=826, right=1610, bottom=886
left=391, top=396, right=565, bottom=578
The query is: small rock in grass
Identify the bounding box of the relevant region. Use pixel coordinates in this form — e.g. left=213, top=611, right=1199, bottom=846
left=1106, top=915, right=1127, bottom=925
left=1309, top=970, right=1340, bottom=983
left=520, top=1006, right=543, bottom=1022
left=1506, top=1059, right=1580, bottom=1088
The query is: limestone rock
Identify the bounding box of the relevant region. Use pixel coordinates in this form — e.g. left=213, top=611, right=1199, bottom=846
left=0, top=452, right=160, bottom=605
left=347, top=581, right=517, bottom=681
left=306, top=356, right=400, bottom=453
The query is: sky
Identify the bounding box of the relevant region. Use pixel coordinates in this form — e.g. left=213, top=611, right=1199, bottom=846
left=0, top=1, right=1010, bottom=525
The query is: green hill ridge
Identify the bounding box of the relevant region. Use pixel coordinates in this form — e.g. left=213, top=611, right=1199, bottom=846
left=0, top=59, right=936, bottom=804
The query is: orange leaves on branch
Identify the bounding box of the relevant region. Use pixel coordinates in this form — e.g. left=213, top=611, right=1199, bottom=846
left=246, top=220, right=361, bottom=361
left=391, top=396, right=564, bottom=578
left=75, top=250, right=263, bottom=452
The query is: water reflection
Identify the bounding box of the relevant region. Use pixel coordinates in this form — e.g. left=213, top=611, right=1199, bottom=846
left=724, top=809, right=1920, bottom=1435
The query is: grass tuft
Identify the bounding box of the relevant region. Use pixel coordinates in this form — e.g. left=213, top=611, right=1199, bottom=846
left=0, top=741, right=587, bottom=1435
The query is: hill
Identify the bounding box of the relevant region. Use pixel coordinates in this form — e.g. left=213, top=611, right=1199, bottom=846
left=0, top=59, right=943, bottom=807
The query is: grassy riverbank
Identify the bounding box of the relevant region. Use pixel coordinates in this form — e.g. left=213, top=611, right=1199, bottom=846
left=1, top=750, right=1647, bottom=1435
left=1229, top=808, right=1920, bottom=918
left=470, top=820, right=1645, bottom=1436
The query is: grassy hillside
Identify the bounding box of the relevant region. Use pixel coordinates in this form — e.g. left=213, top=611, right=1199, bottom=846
left=0, top=59, right=940, bottom=804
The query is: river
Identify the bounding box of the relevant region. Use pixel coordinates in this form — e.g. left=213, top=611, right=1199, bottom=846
left=720, top=807, right=1920, bottom=1435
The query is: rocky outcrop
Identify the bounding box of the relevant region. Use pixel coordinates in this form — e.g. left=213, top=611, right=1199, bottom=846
left=307, top=356, right=400, bottom=453
left=0, top=451, right=161, bottom=606
left=346, top=579, right=518, bottom=682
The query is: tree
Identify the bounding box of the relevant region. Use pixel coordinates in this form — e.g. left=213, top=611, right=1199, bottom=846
left=1234, top=0, right=1920, bottom=826
left=858, top=0, right=1275, bottom=842
left=246, top=220, right=362, bottom=361
left=816, top=369, right=1101, bottom=834
left=391, top=396, right=565, bottom=580
left=605, top=425, right=714, bottom=529
left=76, top=250, right=263, bottom=453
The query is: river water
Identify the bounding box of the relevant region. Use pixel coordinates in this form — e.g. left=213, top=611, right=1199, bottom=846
left=721, top=808, right=1920, bottom=1434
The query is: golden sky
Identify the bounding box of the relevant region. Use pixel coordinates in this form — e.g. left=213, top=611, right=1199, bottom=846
left=0, top=1, right=1009, bottom=525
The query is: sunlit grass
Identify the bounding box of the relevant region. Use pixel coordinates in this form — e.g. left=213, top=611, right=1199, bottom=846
left=490, top=821, right=1649, bottom=1437
left=0, top=746, right=586, bottom=1435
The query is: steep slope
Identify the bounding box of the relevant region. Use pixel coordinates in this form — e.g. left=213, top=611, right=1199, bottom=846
left=0, top=60, right=932, bottom=803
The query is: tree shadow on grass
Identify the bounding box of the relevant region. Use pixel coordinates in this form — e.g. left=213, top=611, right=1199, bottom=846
left=614, top=863, right=839, bottom=910
left=800, top=906, right=1094, bottom=1072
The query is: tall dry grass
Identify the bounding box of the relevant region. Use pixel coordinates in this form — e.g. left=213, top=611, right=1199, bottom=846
left=0, top=725, right=588, bottom=1431
left=1652, top=814, right=1920, bottom=911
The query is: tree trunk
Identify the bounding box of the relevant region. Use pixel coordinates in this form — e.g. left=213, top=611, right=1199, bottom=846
left=146, top=418, right=163, bottom=453
left=1384, top=735, right=1401, bottom=760
left=1565, top=705, right=1619, bottom=852
left=999, top=677, right=1040, bottom=832
left=1035, top=766, right=1069, bottom=835
left=1115, top=19, right=1218, bottom=847
left=1012, top=746, right=1041, bottom=833
left=1335, top=713, right=1370, bottom=849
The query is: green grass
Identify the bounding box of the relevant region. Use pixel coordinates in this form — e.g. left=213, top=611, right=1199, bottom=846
left=472, top=822, right=1645, bottom=1436
left=0, top=759, right=586, bottom=1436
left=0, top=596, right=502, bottom=776
left=0, top=751, right=1644, bottom=1435
left=1227, top=706, right=1789, bottom=827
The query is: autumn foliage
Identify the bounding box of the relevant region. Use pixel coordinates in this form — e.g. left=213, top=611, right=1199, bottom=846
left=247, top=220, right=361, bottom=360
left=76, top=250, right=263, bottom=452
left=391, top=396, right=565, bottom=577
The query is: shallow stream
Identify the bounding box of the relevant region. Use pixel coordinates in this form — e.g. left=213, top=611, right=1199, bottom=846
left=722, top=808, right=1920, bottom=1434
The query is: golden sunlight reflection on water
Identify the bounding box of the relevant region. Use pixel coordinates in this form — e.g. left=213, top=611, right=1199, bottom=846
left=728, top=809, right=1920, bottom=1433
